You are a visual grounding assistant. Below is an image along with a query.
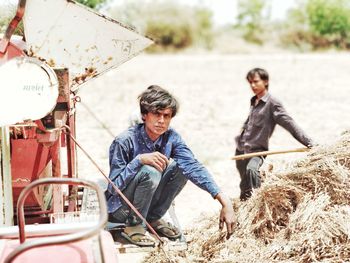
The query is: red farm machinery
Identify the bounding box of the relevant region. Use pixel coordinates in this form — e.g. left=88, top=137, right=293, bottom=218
left=0, top=0, right=152, bottom=262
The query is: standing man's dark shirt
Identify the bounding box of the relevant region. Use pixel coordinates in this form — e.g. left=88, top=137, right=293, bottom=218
left=236, top=93, right=313, bottom=154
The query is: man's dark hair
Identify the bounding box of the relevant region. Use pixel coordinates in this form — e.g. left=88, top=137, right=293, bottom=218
left=246, top=68, right=269, bottom=89
left=138, top=85, right=179, bottom=120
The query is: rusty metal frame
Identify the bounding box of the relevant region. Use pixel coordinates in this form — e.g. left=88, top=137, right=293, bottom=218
left=0, top=0, right=26, bottom=53
left=4, top=177, right=107, bottom=263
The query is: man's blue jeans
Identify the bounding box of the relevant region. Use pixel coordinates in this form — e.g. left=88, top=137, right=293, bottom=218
left=235, top=150, right=263, bottom=200
left=109, top=161, right=188, bottom=226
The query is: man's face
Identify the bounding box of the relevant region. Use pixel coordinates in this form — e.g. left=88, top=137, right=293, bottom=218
left=143, top=108, right=173, bottom=141
left=248, top=73, right=268, bottom=98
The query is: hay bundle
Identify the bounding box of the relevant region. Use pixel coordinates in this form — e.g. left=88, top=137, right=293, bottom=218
left=250, top=185, right=303, bottom=242
left=143, top=131, right=350, bottom=263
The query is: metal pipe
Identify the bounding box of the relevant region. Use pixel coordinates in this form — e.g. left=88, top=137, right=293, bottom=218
left=5, top=177, right=107, bottom=263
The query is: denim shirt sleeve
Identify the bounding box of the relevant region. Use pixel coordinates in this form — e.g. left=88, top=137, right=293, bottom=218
left=107, top=139, right=142, bottom=195
left=271, top=99, right=313, bottom=147
left=170, top=132, right=221, bottom=198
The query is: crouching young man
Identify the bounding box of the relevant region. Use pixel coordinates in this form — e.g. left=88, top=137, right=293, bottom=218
left=105, top=85, right=234, bottom=246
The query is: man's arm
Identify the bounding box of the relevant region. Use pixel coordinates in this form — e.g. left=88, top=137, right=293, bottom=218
left=215, top=192, right=235, bottom=239
left=171, top=132, right=235, bottom=238
left=272, top=100, right=313, bottom=147
left=171, top=134, right=221, bottom=196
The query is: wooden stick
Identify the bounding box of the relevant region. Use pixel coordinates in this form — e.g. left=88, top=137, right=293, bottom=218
left=231, top=147, right=310, bottom=161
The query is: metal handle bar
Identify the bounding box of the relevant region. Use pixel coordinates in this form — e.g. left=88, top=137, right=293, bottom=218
left=4, top=177, right=107, bottom=263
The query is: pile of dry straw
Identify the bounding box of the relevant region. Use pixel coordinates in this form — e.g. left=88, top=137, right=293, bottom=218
left=144, top=131, right=350, bottom=263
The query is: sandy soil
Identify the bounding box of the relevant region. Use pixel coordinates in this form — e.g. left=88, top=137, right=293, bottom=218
left=75, top=53, right=349, bottom=261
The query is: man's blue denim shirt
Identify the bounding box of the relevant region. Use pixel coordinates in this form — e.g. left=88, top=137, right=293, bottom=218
left=106, top=124, right=221, bottom=213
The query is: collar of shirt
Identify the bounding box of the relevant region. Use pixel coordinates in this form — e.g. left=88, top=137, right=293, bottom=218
left=250, top=92, right=270, bottom=106
left=140, top=125, right=163, bottom=152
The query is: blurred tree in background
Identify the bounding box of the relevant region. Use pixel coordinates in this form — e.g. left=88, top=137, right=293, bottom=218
left=108, top=0, right=214, bottom=52
left=236, top=0, right=270, bottom=44
left=281, top=0, right=350, bottom=50
left=307, top=0, right=350, bottom=49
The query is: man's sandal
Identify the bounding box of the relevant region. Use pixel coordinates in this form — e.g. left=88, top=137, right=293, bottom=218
left=120, top=225, right=156, bottom=247
left=150, top=219, right=181, bottom=240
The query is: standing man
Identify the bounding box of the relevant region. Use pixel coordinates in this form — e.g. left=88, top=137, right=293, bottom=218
left=235, top=68, right=313, bottom=201
left=106, top=85, right=234, bottom=246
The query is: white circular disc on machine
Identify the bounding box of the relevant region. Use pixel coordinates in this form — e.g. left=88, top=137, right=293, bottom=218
left=0, top=57, right=58, bottom=126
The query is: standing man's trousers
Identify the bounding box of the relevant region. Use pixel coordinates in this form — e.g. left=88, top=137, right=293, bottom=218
left=235, top=149, right=263, bottom=201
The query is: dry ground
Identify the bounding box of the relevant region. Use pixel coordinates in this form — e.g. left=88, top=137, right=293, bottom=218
left=76, top=53, right=349, bottom=261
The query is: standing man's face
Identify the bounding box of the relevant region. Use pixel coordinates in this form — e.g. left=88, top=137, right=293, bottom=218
left=248, top=73, right=268, bottom=99
left=143, top=108, right=173, bottom=141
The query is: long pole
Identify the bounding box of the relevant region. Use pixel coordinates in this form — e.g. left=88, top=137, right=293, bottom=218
left=231, top=147, right=310, bottom=161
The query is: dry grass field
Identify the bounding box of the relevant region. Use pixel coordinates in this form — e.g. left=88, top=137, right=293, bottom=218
left=75, top=52, right=349, bottom=261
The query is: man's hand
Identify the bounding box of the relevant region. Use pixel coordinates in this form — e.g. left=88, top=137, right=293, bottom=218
left=139, top=152, right=169, bottom=172
left=215, top=193, right=235, bottom=239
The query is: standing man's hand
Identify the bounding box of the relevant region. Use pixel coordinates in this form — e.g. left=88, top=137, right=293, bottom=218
left=215, top=193, right=235, bottom=239
left=139, top=152, right=169, bottom=172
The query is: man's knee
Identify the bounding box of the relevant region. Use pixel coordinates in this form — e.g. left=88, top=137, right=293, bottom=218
left=165, top=161, right=187, bottom=185
left=140, top=164, right=161, bottom=175
left=138, top=165, right=162, bottom=188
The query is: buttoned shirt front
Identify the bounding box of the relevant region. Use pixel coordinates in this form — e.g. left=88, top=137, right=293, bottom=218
left=235, top=93, right=313, bottom=153
left=106, top=124, right=220, bottom=213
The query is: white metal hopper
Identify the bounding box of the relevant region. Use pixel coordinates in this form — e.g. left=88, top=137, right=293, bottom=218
left=23, top=0, right=153, bottom=90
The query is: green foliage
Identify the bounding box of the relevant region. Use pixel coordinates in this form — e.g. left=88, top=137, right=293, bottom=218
left=306, top=0, right=350, bottom=48
left=192, top=8, right=214, bottom=49
left=236, top=0, right=270, bottom=44
left=76, top=0, right=107, bottom=9
left=143, top=3, right=194, bottom=51
left=146, top=20, right=193, bottom=51
left=108, top=1, right=214, bottom=52
left=278, top=3, right=311, bottom=51
left=281, top=0, right=350, bottom=50
left=307, top=0, right=350, bottom=35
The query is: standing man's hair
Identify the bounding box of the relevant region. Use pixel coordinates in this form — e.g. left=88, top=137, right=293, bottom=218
left=138, top=85, right=179, bottom=120
left=246, top=68, right=269, bottom=89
